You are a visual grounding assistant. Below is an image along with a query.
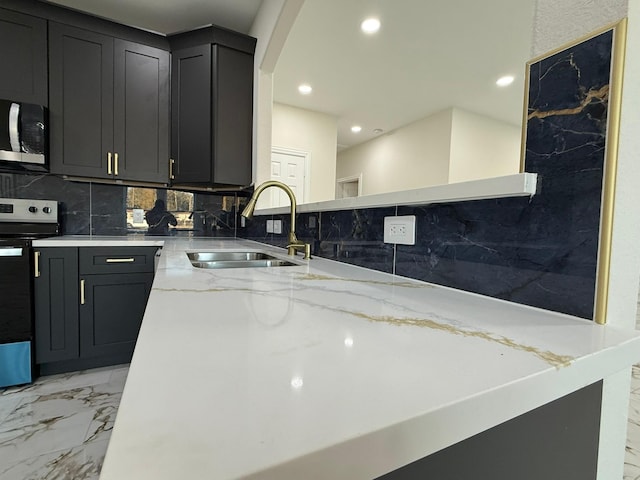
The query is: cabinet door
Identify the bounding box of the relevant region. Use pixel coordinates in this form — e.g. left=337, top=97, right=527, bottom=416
left=114, top=40, right=170, bottom=183
left=212, top=45, right=253, bottom=186
left=0, top=8, right=47, bottom=105
left=170, top=45, right=212, bottom=185
left=34, top=248, right=79, bottom=364
left=79, top=273, right=153, bottom=359
left=48, top=22, right=114, bottom=178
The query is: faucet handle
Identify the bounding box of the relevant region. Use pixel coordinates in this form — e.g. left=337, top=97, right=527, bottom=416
left=287, top=242, right=311, bottom=260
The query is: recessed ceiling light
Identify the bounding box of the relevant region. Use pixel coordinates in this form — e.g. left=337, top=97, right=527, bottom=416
left=361, top=18, right=381, bottom=34
left=373, top=128, right=384, bottom=134
left=298, top=84, right=312, bottom=94
left=351, top=125, right=362, bottom=133
left=496, top=75, right=515, bottom=87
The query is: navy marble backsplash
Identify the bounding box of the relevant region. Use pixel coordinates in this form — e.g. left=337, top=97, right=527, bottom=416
left=241, top=28, right=614, bottom=321
left=0, top=172, right=239, bottom=237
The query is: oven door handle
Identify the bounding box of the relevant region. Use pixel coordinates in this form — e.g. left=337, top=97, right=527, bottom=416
left=34, top=250, right=40, bottom=277
left=0, top=246, right=23, bottom=257
left=9, top=102, right=21, bottom=152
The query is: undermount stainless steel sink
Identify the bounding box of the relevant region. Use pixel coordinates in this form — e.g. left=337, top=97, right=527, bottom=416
left=186, top=251, right=299, bottom=269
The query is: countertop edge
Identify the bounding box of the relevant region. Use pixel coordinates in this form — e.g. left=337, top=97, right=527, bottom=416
left=238, top=337, right=640, bottom=479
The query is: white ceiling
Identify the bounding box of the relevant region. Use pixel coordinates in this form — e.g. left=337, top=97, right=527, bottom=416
left=275, top=0, right=534, bottom=149
left=44, top=0, right=263, bottom=35
left=44, top=0, right=534, bottom=151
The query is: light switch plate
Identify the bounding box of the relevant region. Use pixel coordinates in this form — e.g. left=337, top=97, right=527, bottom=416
left=266, top=219, right=274, bottom=233
left=384, top=215, right=416, bottom=245
left=273, top=219, right=282, bottom=234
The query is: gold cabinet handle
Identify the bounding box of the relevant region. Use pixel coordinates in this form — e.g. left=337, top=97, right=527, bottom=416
left=34, top=251, right=40, bottom=278
left=108, top=152, right=113, bottom=175
left=169, top=158, right=175, bottom=180
left=106, top=257, right=135, bottom=263
left=80, top=278, right=85, bottom=305
left=114, top=152, right=119, bottom=176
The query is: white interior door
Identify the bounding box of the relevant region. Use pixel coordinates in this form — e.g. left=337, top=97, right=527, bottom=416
left=270, top=149, right=307, bottom=208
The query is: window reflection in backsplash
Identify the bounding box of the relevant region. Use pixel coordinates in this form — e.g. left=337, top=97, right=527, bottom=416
left=0, top=173, right=15, bottom=197
left=126, top=187, right=195, bottom=233
left=0, top=172, right=245, bottom=237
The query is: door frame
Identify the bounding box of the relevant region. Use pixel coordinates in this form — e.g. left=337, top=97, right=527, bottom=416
left=336, top=173, right=363, bottom=198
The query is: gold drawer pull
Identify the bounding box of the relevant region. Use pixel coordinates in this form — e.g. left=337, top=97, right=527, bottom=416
left=114, top=152, right=119, bottom=176
left=34, top=251, right=41, bottom=278
left=106, top=257, right=135, bottom=263
left=108, top=152, right=112, bottom=174
left=80, top=278, right=85, bottom=305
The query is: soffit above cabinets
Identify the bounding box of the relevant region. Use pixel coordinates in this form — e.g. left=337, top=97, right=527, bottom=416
left=42, top=0, right=263, bottom=35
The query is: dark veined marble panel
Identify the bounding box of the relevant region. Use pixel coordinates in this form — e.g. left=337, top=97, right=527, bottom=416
left=192, top=194, right=238, bottom=237
left=0, top=172, right=92, bottom=234
left=90, top=183, right=127, bottom=235
left=394, top=29, right=614, bottom=319
left=318, top=208, right=395, bottom=274
left=0, top=172, right=240, bottom=238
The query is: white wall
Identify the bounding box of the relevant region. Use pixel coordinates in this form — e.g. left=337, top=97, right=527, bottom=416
left=249, top=0, right=304, bottom=188
left=449, top=108, right=521, bottom=183
left=336, top=109, right=453, bottom=196
left=336, top=108, right=521, bottom=196
left=272, top=103, right=338, bottom=203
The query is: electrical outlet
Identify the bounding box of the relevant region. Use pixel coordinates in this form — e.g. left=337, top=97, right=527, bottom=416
left=384, top=215, right=416, bottom=245
left=266, top=219, right=274, bottom=233
left=273, top=219, right=282, bottom=234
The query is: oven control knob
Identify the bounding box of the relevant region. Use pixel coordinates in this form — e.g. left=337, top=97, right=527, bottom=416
left=43, top=207, right=52, bottom=214
left=28, top=206, right=38, bottom=213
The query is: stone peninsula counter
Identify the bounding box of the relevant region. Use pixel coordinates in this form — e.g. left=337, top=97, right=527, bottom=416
left=34, top=236, right=640, bottom=479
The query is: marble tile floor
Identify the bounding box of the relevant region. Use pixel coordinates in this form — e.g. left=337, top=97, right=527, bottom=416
left=0, top=365, right=129, bottom=480
left=0, top=360, right=638, bottom=480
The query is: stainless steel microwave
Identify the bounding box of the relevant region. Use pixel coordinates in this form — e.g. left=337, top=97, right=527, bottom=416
left=0, top=99, right=47, bottom=171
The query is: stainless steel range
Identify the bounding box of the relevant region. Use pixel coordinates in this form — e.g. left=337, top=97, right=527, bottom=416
left=0, top=198, right=58, bottom=388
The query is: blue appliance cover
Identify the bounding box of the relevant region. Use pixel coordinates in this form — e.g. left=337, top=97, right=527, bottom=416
left=0, top=341, right=32, bottom=388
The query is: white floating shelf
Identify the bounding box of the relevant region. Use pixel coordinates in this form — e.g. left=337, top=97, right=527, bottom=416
left=254, top=173, right=538, bottom=216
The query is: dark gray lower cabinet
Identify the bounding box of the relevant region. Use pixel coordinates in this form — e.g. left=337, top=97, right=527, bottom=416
left=377, top=382, right=602, bottom=480
left=34, top=246, right=156, bottom=375
left=80, top=273, right=153, bottom=359
left=34, top=248, right=79, bottom=364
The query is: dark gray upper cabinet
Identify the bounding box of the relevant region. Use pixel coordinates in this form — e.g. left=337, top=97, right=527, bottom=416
left=114, top=40, right=170, bottom=183
left=3, top=0, right=254, bottom=187
left=171, top=45, right=212, bottom=185
left=48, top=23, right=114, bottom=179
left=169, top=27, right=256, bottom=188
left=0, top=8, right=47, bottom=105
left=49, top=22, right=169, bottom=183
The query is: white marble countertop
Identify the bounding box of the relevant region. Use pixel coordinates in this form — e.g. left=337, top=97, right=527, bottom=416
left=32, top=234, right=165, bottom=247
left=46, top=236, right=639, bottom=480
